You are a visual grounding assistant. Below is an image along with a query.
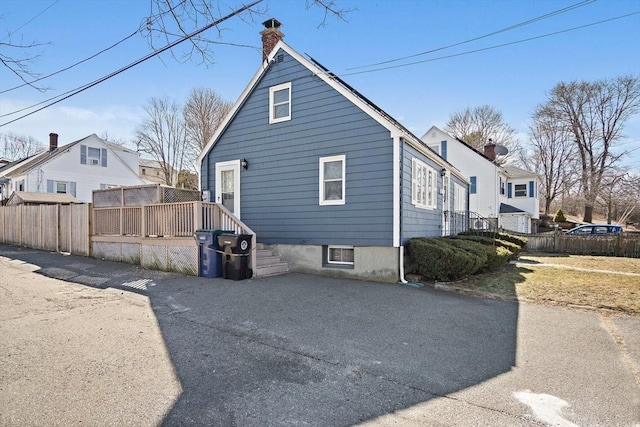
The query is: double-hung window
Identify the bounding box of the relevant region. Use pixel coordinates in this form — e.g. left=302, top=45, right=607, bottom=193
left=514, top=183, right=527, bottom=197
left=269, top=82, right=291, bottom=123
left=412, top=158, right=437, bottom=209
left=319, top=155, right=346, bottom=205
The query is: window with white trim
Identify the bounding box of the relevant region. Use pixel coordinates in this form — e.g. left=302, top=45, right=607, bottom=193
left=319, top=155, right=346, bottom=205
left=328, top=246, right=354, bottom=265
left=269, top=82, right=291, bottom=123
left=412, top=158, right=437, bottom=209
left=514, top=183, right=527, bottom=197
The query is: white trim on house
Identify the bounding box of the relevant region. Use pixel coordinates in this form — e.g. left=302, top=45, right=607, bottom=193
left=392, top=134, right=401, bottom=247
left=411, top=158, right=437, bottom=210
left=215, top=159, right=241, bottom=218
left=269, top=82, right=292, bottom=124
left=327, top=245, right=354, bottom=265
left=319, top=155, right=346, bottom=206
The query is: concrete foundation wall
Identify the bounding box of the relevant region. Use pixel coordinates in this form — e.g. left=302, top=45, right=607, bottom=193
left=271, top=244, right=399, bottom=283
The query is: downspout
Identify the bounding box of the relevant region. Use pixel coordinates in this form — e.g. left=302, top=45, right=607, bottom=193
left=398, top=136, right=407, bottom=284
left=397, top=136, right=424, bottom=288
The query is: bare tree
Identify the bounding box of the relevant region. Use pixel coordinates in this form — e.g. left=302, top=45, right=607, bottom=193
left=183, top=87, right=232, bottom=167
left=0, top=36, right=48, bottom=91
left=444, top=105, right=521, bottom=163
left=0, top=132, right=44, bottom=160
left=144, top=0, right=354, bottom=66
left=541, top=75, right=640, bottom=223
left=527, top=109, right=578, bottom=215
left=135, top=97, right=188, bottom=186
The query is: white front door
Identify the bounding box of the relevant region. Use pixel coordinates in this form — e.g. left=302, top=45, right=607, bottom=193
left=215, top=160, right=241, bottom=218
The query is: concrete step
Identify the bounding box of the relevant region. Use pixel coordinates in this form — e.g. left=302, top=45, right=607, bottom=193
left=256, top=255, right=281, bottom=266
left=254, top=262, right=289, bottom=277
left=254, top=243, right=289, bottom=277
left=256, top=249, right=273, bottom=258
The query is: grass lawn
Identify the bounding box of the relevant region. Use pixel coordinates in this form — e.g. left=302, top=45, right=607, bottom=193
left=451, top=253, right=640, bottom=315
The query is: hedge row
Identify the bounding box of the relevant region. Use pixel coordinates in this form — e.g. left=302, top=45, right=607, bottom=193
left=407, top=232, right=526, bottom=281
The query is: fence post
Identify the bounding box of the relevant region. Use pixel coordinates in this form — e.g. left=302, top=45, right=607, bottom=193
left=193, top=201, right=203, bottom=231
left=554, top=228, right=559, bottom=253
left=141, top=205, right=147, bottom=238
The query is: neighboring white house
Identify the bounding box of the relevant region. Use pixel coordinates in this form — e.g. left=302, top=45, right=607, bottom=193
left=421, top=126, right=540, bottom=233
left=0, top=133, right=145, bottom=204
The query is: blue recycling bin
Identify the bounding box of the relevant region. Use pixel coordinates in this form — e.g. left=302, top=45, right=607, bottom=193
left=194, top=229, right=229, bottom=278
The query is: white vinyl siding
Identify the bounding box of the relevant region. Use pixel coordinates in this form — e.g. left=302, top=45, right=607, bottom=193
left=269, top=82, right=291, bottom=124
left=319, top=155, right=346, bottom=205
left=411, top=158, right=437, bottom=209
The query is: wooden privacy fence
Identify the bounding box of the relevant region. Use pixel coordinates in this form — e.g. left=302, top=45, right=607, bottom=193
left=526, top=231, right=640, bottom=258
left=0, top=204, right=91, bottom=256
left=92, top=201, right=257, bottom=273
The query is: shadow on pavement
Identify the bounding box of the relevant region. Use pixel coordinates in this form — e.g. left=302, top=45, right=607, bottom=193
left=0, top=245, right=522, bottom=426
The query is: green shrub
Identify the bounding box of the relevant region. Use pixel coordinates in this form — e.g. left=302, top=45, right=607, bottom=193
left=553, top=209, right=567, bottom=223
left=459, top=230, right=527, bottom=249
left=454, top=235, right=519, bottom=260
left=443, top=238, right=487, bottom=273
left=484, top=246, right=513, bottom=271
left=407, top=238, right=483, bottom=281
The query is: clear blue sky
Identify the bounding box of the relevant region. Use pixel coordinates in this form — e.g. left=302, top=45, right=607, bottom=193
left=1, top=0, right=639, bottom=170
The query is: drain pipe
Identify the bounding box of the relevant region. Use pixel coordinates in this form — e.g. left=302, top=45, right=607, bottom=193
left=397, top=136, right=423, bottom=288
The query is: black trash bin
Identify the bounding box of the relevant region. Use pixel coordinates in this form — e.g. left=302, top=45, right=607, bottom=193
left=194, top=229, right=229, bottom=278
left=216, top=233, right=253, bottom=280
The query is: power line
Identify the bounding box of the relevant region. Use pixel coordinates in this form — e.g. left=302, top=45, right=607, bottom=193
left=0, top=29, right=141, bottom=94
left=0, top=0, right=60, bottom=42
left=347, top=0, right=596, bottom=71
left=342, top=12, right=640, bottom=76
left=0, top=0, right=189, bottom=93
left=0, top=0, right=263, bottom=127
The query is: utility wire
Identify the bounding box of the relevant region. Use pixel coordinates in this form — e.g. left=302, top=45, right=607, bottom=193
left=0, top=0, right=263, bottom=127
left=342, top=12, right=640, bottom=76
left=0, top=0, right=60, bottom=42
left=0, top=29, right=140, bottom=93
left=347, top=0, right=597, bottom=71
left=0, top=0, right=188, bottom=93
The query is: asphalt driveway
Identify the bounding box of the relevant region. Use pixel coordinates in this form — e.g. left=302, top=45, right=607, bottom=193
left=1, top=244, right=638, bottom=426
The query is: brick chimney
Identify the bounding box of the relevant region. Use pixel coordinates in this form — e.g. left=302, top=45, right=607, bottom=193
left=49, top=133, right=58, bottom=152
left=261, top=18, right=283, bottom=63
left=484, top=138, right=496, bottom=161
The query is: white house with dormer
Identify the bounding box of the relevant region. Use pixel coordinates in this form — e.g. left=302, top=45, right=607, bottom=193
left=0, top=133, right=145, bottom=204
left=421, top=126, right=540, bottom=233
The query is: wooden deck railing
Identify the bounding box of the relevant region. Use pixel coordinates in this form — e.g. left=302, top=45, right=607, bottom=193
left=92, top=201, right=257, bottom=273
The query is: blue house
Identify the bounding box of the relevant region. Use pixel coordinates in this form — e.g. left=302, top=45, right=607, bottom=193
left=198, top=20, right=469, bottom=282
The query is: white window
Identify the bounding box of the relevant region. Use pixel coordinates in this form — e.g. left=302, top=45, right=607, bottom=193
left=319, top=155, right=346, bottom=205
left=500, top=178, right=506, bottom=195
left=514, top=183, right=527, bottom=197
left=454, top=183, right=466, bottom=211
left=269, top=82, right=291, bottom=123
left=328, top=246, right=354, bottom=265
left=88, top=147, right=101, bottom=165
left=56, top=182, right=67, bottom=194
left=411, top=158, right=437, bottom=209
left=17, top=180, right=25, bottom=191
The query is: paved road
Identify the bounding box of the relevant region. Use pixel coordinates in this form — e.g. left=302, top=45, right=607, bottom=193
left=1, top=244, right=638, bottom=426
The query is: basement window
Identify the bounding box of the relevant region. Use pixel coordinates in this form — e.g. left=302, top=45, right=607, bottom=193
left=327, top=245, right=354, bottom=265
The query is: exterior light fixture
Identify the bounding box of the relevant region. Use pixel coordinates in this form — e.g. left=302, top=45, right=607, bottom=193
left=440, top=168, right=447, bottom=177
left=241, top=159, right=249, bottom=170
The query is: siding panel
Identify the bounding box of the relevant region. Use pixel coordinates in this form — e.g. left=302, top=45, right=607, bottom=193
left=202, top=51, right=394, bottom=246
